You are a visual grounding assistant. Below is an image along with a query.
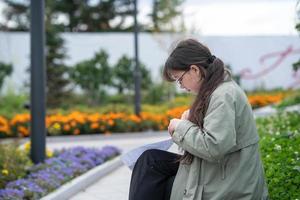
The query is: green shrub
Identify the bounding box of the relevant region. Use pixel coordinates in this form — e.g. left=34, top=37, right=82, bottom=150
left=0, top=92, right=28, bottom=118
left=0, top=62, right=13, bottom=92
left=142, top=81, right=176, bottom=105
left=257, top=112, right=300, bottom=199
left=69, top=49, right=112, bottom=106
left=0, top=141, right=33, bottom=189
left=276, top=90, right=300, bottom=109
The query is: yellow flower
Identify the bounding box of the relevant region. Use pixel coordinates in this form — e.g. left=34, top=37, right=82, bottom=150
left=2, top=169, right=9, bottom=176
left=24, top=141, right=31, bottom=151
left=20, top=141, right=53, bottom=158
left=46, top=149, right=53, bottom=158
left=53, top=123, right=61, bottom=130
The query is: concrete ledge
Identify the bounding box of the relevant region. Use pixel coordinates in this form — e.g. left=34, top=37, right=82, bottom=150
left=253, top=104, right=300, bottom=119
left=253, top=105, right=276, bottom=118
left=41, top=156, right=123, bottom=200
left=284, top=104, right=300, bottom=113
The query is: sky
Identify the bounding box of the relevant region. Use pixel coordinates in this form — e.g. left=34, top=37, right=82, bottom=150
left=0, top=0, right=299, bottom=36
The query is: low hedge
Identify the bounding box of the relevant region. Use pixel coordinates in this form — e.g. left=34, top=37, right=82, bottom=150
left=257, top=112, right=300, bottom=199
left=276, top=90, right=300, bottom=109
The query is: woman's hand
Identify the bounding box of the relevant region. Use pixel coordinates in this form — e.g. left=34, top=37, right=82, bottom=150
left=181, top=109, right=190, bottom=120
left=168, top=118, right=181, bottom=136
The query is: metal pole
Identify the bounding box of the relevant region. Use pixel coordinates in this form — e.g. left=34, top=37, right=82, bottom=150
left=30, top=0, right=46, bottom=163
left=133, top=0, right=141, bottom=116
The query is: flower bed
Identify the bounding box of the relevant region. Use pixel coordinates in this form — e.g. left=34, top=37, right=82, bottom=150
left=247, top=93, right=286, bottom=109
left=0, top=106, right=188, bottom=138
left=0, top=90, right=297, bottom=138
left=257, top=111, right=300, bottom=199
left=0, top=145, right=120, bottom=200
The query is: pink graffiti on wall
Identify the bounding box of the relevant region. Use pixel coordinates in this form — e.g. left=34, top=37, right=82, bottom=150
left=239, top=45, right=300, bottom=88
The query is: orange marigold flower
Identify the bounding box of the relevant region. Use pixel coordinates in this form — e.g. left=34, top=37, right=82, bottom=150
left=108, top=120, right=114, bottom=126
left=18, top=126, right=29, bottom=137
left=10, top=113, right=30, bottom=126
left=0, top=116, right=10, bottom=134
left=73, top=129, right=80, bottom=135
left=70, top=121, right=77, bottom=127
left=91, top=123, right=99, bottom=129
left=64, top=124, right=71, bottom=131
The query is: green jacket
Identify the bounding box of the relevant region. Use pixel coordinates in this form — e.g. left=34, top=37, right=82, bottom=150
left=170, top=79, right=269, bottom=200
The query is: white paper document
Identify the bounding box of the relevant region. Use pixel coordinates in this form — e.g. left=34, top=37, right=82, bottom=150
left=120, top=139, right=173, bottom=170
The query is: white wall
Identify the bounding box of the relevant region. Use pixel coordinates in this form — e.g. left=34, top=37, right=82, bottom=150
left=0, top=32, right=300, bottom=94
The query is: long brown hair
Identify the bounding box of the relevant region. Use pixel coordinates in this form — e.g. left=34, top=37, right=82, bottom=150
left=163, top=38, right=228, bottom=164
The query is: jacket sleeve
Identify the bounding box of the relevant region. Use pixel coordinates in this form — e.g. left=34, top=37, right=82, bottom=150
left=172, top=91, right=237, bottom=162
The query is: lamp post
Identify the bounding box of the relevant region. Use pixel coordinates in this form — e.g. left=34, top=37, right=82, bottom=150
left=133, top=0, right=141, bottom=116
left=30, top=0, right=46, bottom=164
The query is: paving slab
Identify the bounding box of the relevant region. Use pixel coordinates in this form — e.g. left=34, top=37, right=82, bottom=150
left=70, top=166, right=131, bottom=200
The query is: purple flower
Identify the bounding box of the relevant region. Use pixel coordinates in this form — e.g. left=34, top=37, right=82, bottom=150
left=28, top=168, right=64, bottom=191
left=59, top=167, right=75, bottom=178
left=100, top=146, right=121, bottom=160
left=6, top=179, right=44, bottom=193
left=6, top=179, right=46, bottom=199
left=0, top=188, right=24, bottom=200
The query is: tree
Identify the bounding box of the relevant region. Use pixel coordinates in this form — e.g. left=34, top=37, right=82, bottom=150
left=1, top=0, right=186, bottom=33
left=1, top=0, right=29, bottom=31
left=112, top=55, right=152, bottom=94
left=45, top=25, right=72, bottom=107
left=53, top=0, right=134, bottom=32
left=69, top=50, right=112, bottom=105
left=47, top=0, right=185, bottom=32
left=1, top=0, right=135, bottom=32
left=3, top=0, right=72, bottom=107
left=144, top=81, right=176, bottom=104
left=0, top=62, right=13, bottom=92
left=149, top=0, right=185, bottom=32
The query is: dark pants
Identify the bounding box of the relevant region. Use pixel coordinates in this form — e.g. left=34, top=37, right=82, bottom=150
left=129, top=149, right=180, bottom=200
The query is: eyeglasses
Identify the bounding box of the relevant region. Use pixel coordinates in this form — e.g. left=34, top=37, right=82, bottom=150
left=175, top=70, right=189, bottom=86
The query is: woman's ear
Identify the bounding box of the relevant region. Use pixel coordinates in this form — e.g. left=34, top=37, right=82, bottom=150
left=190, top=64, right=201, bottom=76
